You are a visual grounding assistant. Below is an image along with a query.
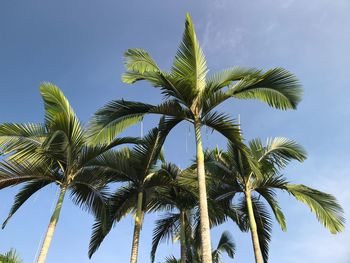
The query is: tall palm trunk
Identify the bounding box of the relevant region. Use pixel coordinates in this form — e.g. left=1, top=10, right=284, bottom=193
left=130, top=191, right=144, bottom=263
left=37, top=186, right=66, bottom=263
left=245, top=189, right=263, bottom=263
left=180, top=209, right=187, bottom=263
left=194, top=119, right=213, bottom=263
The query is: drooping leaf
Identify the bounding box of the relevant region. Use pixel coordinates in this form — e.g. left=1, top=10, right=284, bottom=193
left=286, top=184, right=345, bottom=234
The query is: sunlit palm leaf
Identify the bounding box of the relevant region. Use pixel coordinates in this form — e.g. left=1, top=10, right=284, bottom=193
left=286, top=184, right=345, bottom=234
left=40, top=83, right=84, bottom=153
left=250, top=137, right=307, bottom=173
left=171, top=13, right=208, bottom=99
left=0, top=123, right=46, bottom=155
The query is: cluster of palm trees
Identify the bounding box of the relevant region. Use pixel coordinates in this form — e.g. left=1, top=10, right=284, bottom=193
left=0, top=13, right=345, bottom=263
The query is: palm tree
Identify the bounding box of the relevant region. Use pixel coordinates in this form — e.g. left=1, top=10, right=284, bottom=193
left=210, top=138, right=345, bottom=263
left=0, top=83, right=137, bottom=263
left=0, top=249, right=23, bottom=263
left=163, top=231, right=235, bottom=263
left=88, top=13, right=303, bottom=262
left=150, top=162, right=197, bottom=263
left=88, top=119, right=174, bottom=263
left=151, top=161, right=241, bottom=263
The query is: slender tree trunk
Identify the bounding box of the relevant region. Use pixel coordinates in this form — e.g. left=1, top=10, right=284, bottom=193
left=180, top=209, right=187, bottom=263
left=37, top=187, right=66, bottom=263
left=130, top=191, right=144, bottom=263
left=194, top=119, right=213, bottom=263
left=245, top=189, right=263, bottom=263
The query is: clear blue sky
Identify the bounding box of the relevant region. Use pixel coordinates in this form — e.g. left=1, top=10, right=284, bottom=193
left=0, top=1, right=349, bottom=262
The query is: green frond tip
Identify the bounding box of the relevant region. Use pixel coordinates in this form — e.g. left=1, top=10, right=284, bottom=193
left=286, top=184, right=345, bottom=234
left=123, top=48, right=160, bottom=75
left=39, top=82, right=74, bottom=121
left=171, top=12, right=207, bottom=94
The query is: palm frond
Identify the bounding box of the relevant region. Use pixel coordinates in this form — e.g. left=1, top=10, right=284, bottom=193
left=40, top=83, right=84, bottom=152
left=151, top=213, right=180, bottom=263
left=122, top=49, right=192, bottom=105
left=171, top=13, right=208, bottom=98
left=88, top=209, right=114, bottom=258
left=70, top=180, right=110, bottom=219
left=2, top=180, right=52, bottom=228
left=163, top=256, right=179, bottom=263
left=0, top=160, right=55, bottom=189
left=0, top=249, right=23, bottom=263
left=201, top=111, right=243, bottom=149
left=286, top=184, right=345, bottom=234
left=0, top=123, right=46, bottom=155
left=87, top=100, right=153, bottom=145
left=230, top=68, right=303, bottom=110
left=88, top=185, right=138, bottom=258
left=212, top=231, right=235, bottom=263
left=250, top=137, right=307, bottom=173
left=123, top=48, right=160, bottom=74
left=110, top=185, right=138, bottom=220
left=255, top=187, right=287, bottom=231
left=205, top=67, right=260, bottom=92
left=201, top=91, right=230, bottom=116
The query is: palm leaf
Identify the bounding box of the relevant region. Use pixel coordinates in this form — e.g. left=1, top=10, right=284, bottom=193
left=70, top=180, right=110, bottom=219
left=2, top=180, right=52, bottom=228
left=0, top=160, right=55, bottom=189
left=87, top=100, right=152, bottom=145
left=40, top=83, right=84, bottom=152
left=123, top=48, right=160, bottom=73
left=201, top=111, right=243, bottom=149
left=286, top=184, right=345, bottom=234
left=205, top=67, right=261, bottom=92
left=0, top=249, right=23, bottom=263
left=230, top=68, right=303, bottom=110
left=250, top=137, right=307, bottom=173
left=87, top=100, right=188, bottom=145
left=171, top=13, right=207, bottom=98
left=212, top=231, right=235, bottom=263
left=151, top=213, right=180, bottom=263
left=0, top=123, right=46, bottom=156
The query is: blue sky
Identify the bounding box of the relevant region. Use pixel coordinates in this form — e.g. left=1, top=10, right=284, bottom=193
left=0, top=0, right=349, bottom=262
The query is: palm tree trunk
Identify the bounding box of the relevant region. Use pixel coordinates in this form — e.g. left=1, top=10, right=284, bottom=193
left=194, top=119, right=213, bottom=263
left=37, top=187, right=66, bottom=263
left=245, top=190, right=263, bottom=263
left=130, top=191, right=144, bottom=263
left=180, top=209, right=187, bottom=263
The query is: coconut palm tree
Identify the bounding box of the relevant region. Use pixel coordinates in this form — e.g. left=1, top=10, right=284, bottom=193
left=0, top=83, right=137, bottom=263
left=0, top=249, right=23, bottom=263
left=210, top=138, right=345, bottom=263
left=88, top=119, right=175, bottom=263
left=88, top=13, right=303, bottom=262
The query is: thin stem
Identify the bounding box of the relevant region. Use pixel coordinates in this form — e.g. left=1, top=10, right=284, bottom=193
left=130, top=191, right=144, bottom=263
left=194, top=119, right=213, bottom=263
left=245, top=189, right=263, bottom=263
left=180, top=209, right=187, bottom=263
left=36, top=187, right=66, bottom=263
